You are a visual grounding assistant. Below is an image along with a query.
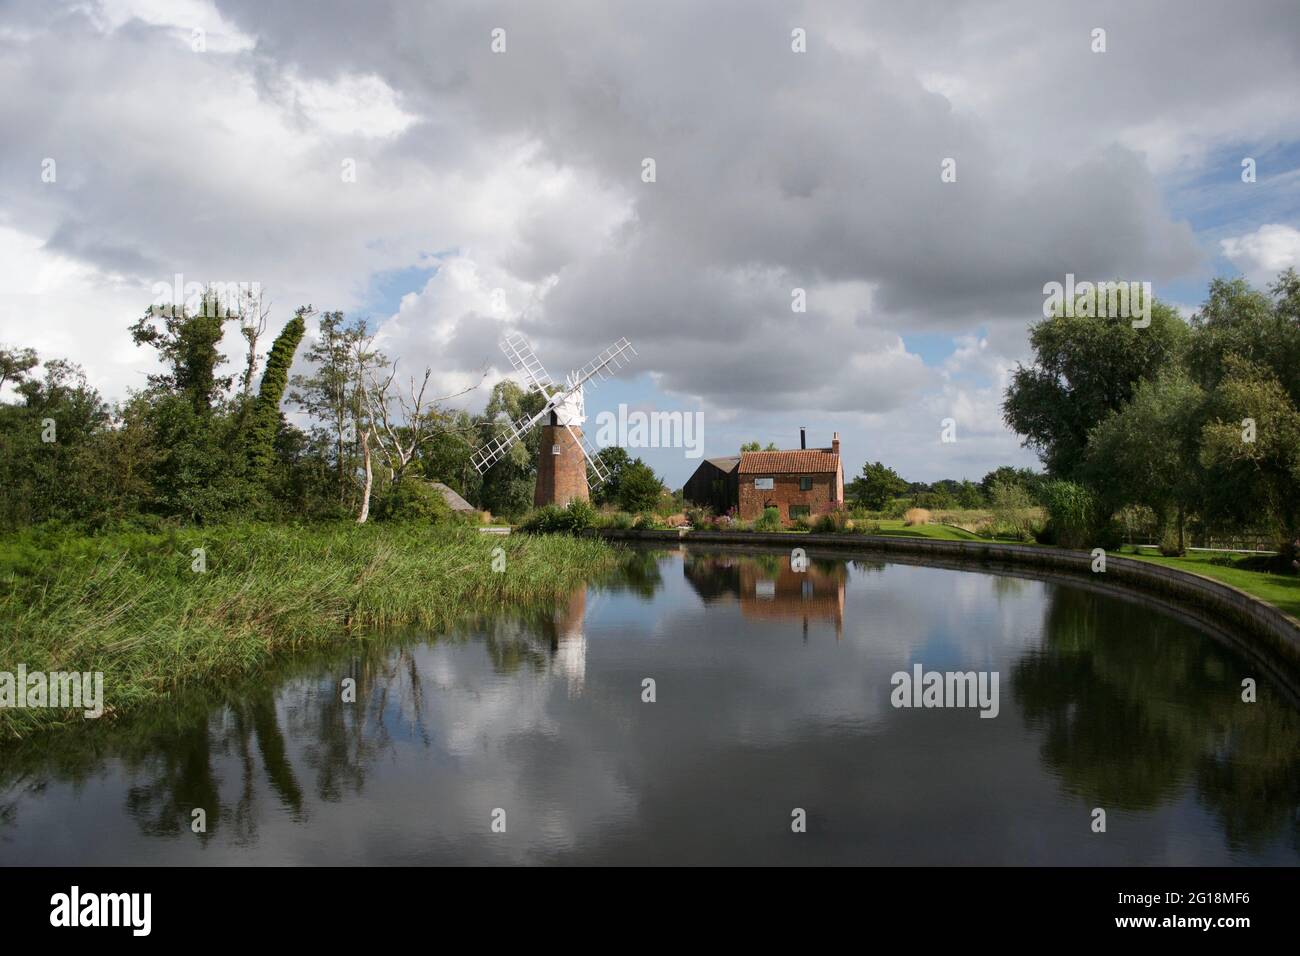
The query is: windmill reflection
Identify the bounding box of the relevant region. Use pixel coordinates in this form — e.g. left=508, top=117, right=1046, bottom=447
left=682, top=552, right=847, bottom=640
left=480, top=587, right=588, bottom=694
left=540, top=589, right=587, bottom=694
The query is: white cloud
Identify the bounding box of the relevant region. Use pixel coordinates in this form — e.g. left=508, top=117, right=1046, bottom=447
left=286, top=71, right=418, bottom=139
left=4, top=0, right=1299, bottom=481
left=1220, top=224, right=1300, bottom=285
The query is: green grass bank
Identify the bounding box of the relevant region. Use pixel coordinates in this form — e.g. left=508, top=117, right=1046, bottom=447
left=1120, top=547, right=1300, bottom=620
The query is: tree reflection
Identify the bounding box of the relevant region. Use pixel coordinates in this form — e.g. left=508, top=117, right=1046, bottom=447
left=1014, top=585, right=1300, bottom=852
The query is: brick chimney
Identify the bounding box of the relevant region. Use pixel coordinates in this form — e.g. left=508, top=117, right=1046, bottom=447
left=831, top=431, right=840, bottom=456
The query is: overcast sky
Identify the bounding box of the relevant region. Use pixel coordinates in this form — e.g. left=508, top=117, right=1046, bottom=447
left=3, top=0, right=1299, bottom=486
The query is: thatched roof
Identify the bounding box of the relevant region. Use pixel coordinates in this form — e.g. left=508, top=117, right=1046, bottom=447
left=429, top=481, right=476, bottom=512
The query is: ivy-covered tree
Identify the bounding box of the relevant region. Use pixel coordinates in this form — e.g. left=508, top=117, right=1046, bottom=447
left=246, top=309, right=307, bottom=478
left=128, top=290, right=234, bottom=414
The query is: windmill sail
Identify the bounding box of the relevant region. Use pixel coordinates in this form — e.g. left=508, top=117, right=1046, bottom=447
left=500, top=331, right=555, bottom=395
left=470, top=334, right=636, bottom=479
left=566, top=337, right=637, bottom=393
left=470, top=410, right=545, bottom=474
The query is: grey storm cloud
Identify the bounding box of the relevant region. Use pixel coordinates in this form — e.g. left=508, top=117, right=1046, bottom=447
left=2, top=0, right=1299, bottom=431
left=202, top=0, right=1234, bottom=402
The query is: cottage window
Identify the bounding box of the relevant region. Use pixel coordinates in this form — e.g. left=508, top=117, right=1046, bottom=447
left=799, top=477, right=813, bottom=491
left=789, top=504, right=810, bottom=519
left=754, top=477, right=774, bottom=490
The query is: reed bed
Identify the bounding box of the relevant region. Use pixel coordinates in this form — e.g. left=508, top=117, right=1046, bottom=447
left=0, top=522, right=615, bottom=738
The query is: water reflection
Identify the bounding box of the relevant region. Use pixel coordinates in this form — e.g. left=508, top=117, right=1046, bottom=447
left=683, top=552, right=847, bottom=639
left=0, top=547, right=1296, bottom=865
left=1015, top=586, right=1300, bottom=853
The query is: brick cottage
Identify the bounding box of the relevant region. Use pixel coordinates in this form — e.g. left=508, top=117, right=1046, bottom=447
left=736, top=430, right=844, bottom=523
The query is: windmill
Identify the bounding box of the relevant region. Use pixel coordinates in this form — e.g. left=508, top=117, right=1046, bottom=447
left=471, top=332, right=637, bottom=507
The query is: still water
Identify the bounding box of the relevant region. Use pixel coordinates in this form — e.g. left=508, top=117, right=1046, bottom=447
left=2, top=546, right=1298, bottom=865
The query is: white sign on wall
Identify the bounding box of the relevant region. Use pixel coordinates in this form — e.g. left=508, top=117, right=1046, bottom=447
left=754, top=477, right=774, bottom=490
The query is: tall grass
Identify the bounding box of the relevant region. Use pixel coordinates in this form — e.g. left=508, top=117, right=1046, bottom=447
left=0, top=522, right=615, bottom=738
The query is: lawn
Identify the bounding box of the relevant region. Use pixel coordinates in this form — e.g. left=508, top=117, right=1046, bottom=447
left=1118, top=547, right=1300, bottom=620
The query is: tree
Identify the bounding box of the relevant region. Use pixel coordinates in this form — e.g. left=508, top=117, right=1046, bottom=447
left=474, top=380, right=549, bottom=519
left=1198, top=357, right=1300, bottom=561
left=617, top=458, right=664, bottom=512
left=988, top=477, right=1036, bottom=540
left=289, top=312, right=378, bottom=507
left=740, top=441, right=777, bottom=452
left=0, top=355, right=115, bottom=528
left=356, top=353, right=483, bottom=506
left=417, top=408, right=482, bottom=501
left=1003, top=293, right=1188, bottom=479
left=246, top=309, right=307, bottom=478
left=848, top=461, right=908, bottom=510
left=0, top=345, right=38, bottom=394
left=1086, top=368, right=1207, bottom=552
left=236, top=288, right=271, bottom=400
left=129, top=290, right=235, bottom=414
left=1186, top=272, right=1300, bottom=406
left=591, top=446, right=631, bottom=505
left=954, top=479, right=984, bottom=509
left=978, top=466, right=1042, bottom=501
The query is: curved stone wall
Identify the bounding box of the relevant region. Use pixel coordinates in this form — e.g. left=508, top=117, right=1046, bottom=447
left=597, top=528, right=1300, bottom=669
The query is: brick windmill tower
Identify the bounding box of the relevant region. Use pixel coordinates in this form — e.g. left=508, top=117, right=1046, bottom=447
left=471, top=332, right=636, bottom=506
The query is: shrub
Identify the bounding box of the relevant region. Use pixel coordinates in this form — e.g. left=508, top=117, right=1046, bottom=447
left=813, top=508, right=852, bottom=533
left=903, top=507, right=932, bottom=526
left=684, top=505, right=713, bottom=528
left=519, top=504, right=568, bottom=534
left=565, top=497, right=597, bottom=531
left=753, top=506, right=782, bottom=532
left=604, top=511, right=634, bottom=529
left=519, top=498, right=596, bottom=534
left=633, top=511, right=665, bottom=530
left=1115, top=504, right=1158, bottom=546
left=1038, top=480, right=1098, bottom=549
left=910, top=490, right=953, bottom=510
left=372, top=479, right=453, bottom=524
left=990, top=479, right=1038, bottom=541
left=1095, top=520, right=1125, bottom=552
left=883, top=498, right=910, bottom=519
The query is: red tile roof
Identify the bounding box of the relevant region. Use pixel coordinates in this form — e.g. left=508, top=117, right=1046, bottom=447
left=737, top=449, right=840, bottom=474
